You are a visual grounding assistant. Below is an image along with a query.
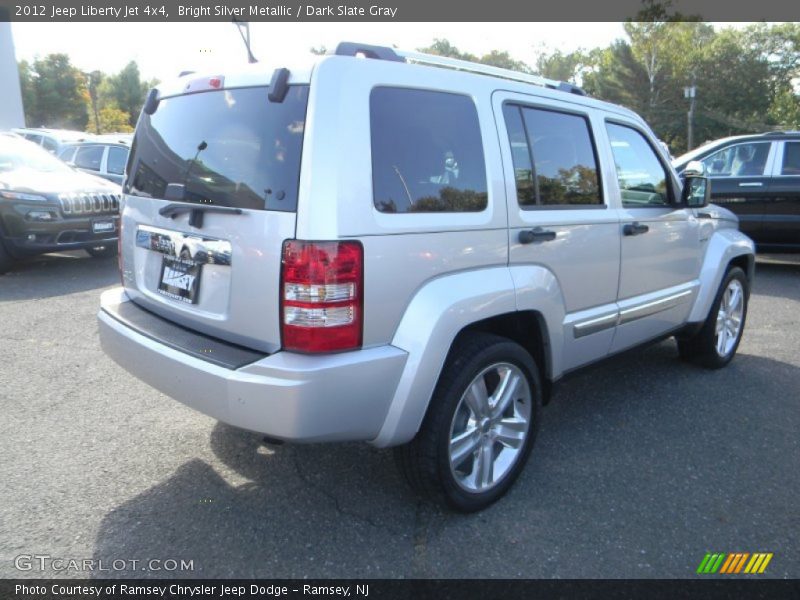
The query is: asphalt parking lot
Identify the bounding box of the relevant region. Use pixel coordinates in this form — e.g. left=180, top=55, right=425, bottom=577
left=0, top=251, right=798, bottom=579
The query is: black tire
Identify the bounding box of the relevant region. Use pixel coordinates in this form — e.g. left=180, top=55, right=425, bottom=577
left=0, top=237, right=13, bottom=275
left=85, top=244, right=118, bottom=259
left=394, top=332, right=543, bottom=512
left=677, top=266, right=749, bottom=369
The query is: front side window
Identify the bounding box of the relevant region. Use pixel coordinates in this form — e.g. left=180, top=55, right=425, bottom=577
left=58, top=146, right=76, bottom=162
left=74, top=145, right=104, bottom=171
left=702, top=142, right=770, bottom=177
left=781, top=142, right=800, bottom=175
left=503, top=105, right=536, bottom=207
left=606, top=123, right=671, bottom=208
left=504, top=104, right=601, bottom=207
left=370, top=87, right=488, bottom=213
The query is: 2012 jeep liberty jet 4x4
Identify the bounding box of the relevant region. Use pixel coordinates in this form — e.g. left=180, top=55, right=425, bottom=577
left=99, top=43, right=755, bottom=512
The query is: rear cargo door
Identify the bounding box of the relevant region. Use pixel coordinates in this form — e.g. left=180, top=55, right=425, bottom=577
left=120, top=84, right=309, bottom=353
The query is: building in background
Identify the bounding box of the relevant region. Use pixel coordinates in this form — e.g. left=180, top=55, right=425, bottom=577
left=0, top=17, right=26, bottom=129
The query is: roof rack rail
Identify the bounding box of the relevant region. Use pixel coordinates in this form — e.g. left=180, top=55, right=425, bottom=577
left=397, top=49, right=586, bottom=96
left=333, top=41, right=586, bottom=96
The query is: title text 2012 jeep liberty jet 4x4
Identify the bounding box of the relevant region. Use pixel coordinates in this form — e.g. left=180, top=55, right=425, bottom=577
left=98, top=43, right=755, bottom=512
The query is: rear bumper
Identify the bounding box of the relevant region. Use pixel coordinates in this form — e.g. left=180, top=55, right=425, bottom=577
left=98, top=288, right=408, bottom=443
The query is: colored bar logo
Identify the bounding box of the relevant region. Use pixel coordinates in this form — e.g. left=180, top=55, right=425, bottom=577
left=697, top=552, right=773, bottom=574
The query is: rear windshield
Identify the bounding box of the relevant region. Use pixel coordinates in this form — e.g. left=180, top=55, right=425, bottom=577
left=125, top=85, right=308, bottom=212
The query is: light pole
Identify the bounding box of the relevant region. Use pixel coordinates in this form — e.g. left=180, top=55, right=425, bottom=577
left=684, top=84, right=697, bottom=151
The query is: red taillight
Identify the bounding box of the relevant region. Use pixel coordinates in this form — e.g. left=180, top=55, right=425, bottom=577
left=281, top=240, right=363, bottom=353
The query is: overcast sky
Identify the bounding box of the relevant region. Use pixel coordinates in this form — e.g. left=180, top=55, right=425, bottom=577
left=11, top=22, right=756, bottom=84
left=10, top=22, right=631, bottom=82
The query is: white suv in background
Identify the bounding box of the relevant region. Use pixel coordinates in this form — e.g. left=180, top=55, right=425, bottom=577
left=98, top=43, right=755, bottom=511
left=59, top=136, right=131, bottom=185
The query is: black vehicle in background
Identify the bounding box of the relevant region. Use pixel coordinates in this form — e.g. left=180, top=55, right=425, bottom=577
left=0, top=133, right=121, bottom=274
left=673, top=131, right=800, bottom=251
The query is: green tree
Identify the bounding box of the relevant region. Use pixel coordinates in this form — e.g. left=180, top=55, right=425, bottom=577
left=418, top=39, right=532, bottom=72
left=100, top=61, right=148, bottom=128
left=768, top=89, right=800, bottom=129
left=419, top=39, right=477, bottom=61
left=88, top=106, right=134, bottom=134
left=27, top=54, right=89, bottom=130
left=17, top=60, right=37, bottom=126
left=744, top=23, right=800, bottom=130
left=692, top=28, right=772, bottom=143
left=535, top=49, right=590, bottom=84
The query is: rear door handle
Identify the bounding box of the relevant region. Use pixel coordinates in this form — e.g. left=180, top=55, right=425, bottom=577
left=519, top=227, right=557, bottom=244
left=623, top=222, right=649, bottom=236
left=738, top=182, right=764, bottom=188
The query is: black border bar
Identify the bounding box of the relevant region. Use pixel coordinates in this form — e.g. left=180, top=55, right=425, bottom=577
left=1, top=0, right=799, bottom=22
left=2, top=579, right=800, bottom=600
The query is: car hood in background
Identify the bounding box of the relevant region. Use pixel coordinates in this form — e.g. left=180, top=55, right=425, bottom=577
left=0, top=168, right=120, bottom=195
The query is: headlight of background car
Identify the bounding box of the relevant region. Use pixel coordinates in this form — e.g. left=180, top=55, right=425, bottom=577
left=0, top=190, right=49, bottom=202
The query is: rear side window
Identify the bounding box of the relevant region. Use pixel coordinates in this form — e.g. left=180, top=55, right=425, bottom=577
left=107, top=146, right=128, bottom=175
left=74, top=145, right=104, bottom=171
left=126, top=85, right=309, bottom=212
left=59, top=146, right=76, bottom=162
left=42, top=137, right=58, bottom=153
left=504, top=104, right=601, bottom=207
left=606, top=123, right=671, bottom=208
left=370, top=87, right=487, bottom=213
left=781, top=142, right=800, bottom=175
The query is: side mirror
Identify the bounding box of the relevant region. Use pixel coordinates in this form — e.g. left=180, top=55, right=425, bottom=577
left=143, top=88, right=160, bottom=116
left=683, top=160, right=705, bottom=177
left=681, top=175, right=710, bottom=208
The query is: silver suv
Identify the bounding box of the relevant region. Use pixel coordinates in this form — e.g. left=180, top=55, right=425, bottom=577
left=98, top=43, right=755, bottom=512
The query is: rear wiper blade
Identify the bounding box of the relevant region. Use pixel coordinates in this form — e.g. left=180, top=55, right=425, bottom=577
left=159, top=203, right=243, bottom=229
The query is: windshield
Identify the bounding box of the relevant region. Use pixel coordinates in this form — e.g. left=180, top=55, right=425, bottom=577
left=125, top=85, right=309, bottom=212
left=0, top=136, right=73, bottom=174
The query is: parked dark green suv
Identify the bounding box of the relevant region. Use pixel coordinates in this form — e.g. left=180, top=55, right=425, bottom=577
left=0, top=133, right=121, bottom=274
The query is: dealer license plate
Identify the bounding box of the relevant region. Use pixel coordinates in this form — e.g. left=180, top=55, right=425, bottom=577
left=157, top=256, right=202, bottom=304
left=92, top=219, right=115, bottom=234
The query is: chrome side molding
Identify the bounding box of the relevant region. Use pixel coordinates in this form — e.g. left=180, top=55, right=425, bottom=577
left=573, top=312, right=618, bottom=338
left=572, top=289, right=694, bottom=338
left=618, top=290, right=693, bottom=325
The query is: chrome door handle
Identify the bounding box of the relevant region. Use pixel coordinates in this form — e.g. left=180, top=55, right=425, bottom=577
left=738, top=182, right=763, bottom=187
